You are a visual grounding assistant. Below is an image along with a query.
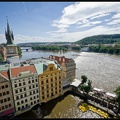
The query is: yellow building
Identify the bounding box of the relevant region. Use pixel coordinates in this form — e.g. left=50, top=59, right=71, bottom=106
left=25, top=57, right=62, bottom=103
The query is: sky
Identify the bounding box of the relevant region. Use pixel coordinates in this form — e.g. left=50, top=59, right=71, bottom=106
left=0, top=2, right=120, bottom=44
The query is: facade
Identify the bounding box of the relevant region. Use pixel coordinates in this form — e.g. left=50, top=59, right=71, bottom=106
left=24, top=57, right=63, bottom=103
left=49, top=55, right=76, bottom=89
left=0, top=70, right=15, bottom=118
left=10, top=65, right=40, bottom=116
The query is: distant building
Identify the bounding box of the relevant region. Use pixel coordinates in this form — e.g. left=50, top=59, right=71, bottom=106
left=24, top=57, right=63, bottom=103
left=10, top=65, right=40, bottom=116
left=0, top=70, right=15, bottom=118
left=49, top=55, right=76, bottom=91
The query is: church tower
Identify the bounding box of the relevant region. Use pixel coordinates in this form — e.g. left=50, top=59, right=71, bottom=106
left=4, top=17, right=20, bottom=66
left=5, top=18, right=18, bottom=58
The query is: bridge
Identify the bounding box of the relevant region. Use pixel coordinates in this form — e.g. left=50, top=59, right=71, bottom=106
left=20, top=47, right=32, bottom=51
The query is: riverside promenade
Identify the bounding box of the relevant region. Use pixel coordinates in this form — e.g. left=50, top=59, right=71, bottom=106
left=70, top=79, right=120, bottom=118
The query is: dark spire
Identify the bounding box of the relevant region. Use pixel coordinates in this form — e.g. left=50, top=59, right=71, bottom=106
left=5, top=16, right=14, bottom=45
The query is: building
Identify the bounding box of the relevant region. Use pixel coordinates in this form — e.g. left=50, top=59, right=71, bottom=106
left=49, top=55, right=76, bottom=90
left=0, top=70, right=15, bottom=118
left=10, top=64, right=40, bottom=116
left=0, top=19, right=19, bottom=63
left=24, top=57, right=63, bottom=103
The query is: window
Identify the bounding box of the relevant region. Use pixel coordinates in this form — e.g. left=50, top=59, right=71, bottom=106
left=51, top=84, right=53, bottom=87
left=33, top=85, right=34, bottom=88
left=47, top=90, right=49, bottom=94
left=17, top=102, right=20, bottom=105
left=2, top=86, right=4, bottom=89
left=47, top=94, right=49, bottom=97
left=29, top=86, right=31, bottom=89
left=2, top=106, right=4, bottom=110
left=30, top=97, right=32, bottom=100
left=8, top=97, right=10, bottom=101
left=46, top=85, right=49, bottom=88
left=42, top=91, right=44, bottom=95
left=1, top=100, right=3, bottom=103
left=22, top=106, right=24, bottom=109
left=24, top=88, right=26, bottom=91
left=15, top=90, right=18, bottom=94
left=46, top=79, right=48, bottom=83
left=19, top=83, right=21, bottom=86
left=37, top=95, right=39, bottom=98
left=26, top=104, right=28, bottom=107
left=0, top=93, right=2, bottom=96
left=36, top=84, right=38, bottom=87
left=34, top=101, right=36, bottom=104
left=23, top=82, right=25, bottom=85
left=30, top=92, right=32, bottom=95
left=35, top=79, right=37, bottom=82
left=20, top=89, right=22, bottom=92
left=16, top=96, right=19, bottom=100
left=42, top=96, right=44, bottom=99
left=24, top=93, right=27, bottom=97
left=3, top=92, right=6, bottom=96
left=9, top=104, right=11, bottom=107
left=28, top=81, right=31, bottom=84
left=59, top=76, right=61, bottom=79
left=55, top=77, right=57, bottom=80
left=51, top=78, right=53, bottom=82
left=41, top=81, right=44, bottom=85
left=31, top=102, right=33, bottom=105
left=21, top=95, right=23, bottom=98
left=4, top=99, right=7, bottom=102
left=18, top=107, right=20, bottom=110
left=32, top=80, right=34, bottom=83
left=5, top=85, right=8, bottom=88
left=14, top=84, right=17, bottom=87
left=21, top=101, right=24, bottom=104
left=42, top=86, right=44, bottom=90
left=25, top=99, right=27, bottom=102
left=5, top=105, right=8, bottom=108
left=37, top=99, right=39, bottom=102
left=50, top=67, right=53, bottom=71
left=34, top=96, right=36, bottom=99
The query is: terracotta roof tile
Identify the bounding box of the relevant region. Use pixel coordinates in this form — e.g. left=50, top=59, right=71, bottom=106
left=11, top=65, right=37, bottom=78
left=0, top=70, right=9, bottom=79
left=49, top=55, right=70, bottom=65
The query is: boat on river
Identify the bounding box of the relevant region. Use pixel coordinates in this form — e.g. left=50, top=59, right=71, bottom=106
left=78, top=102, right=109, bottom=118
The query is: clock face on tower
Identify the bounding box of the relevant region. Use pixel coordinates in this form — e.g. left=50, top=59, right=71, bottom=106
left=9, top=49, right=14, bottom=53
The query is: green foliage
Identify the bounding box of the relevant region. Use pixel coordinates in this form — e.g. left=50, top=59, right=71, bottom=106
left=79, top=75, right=92, bottom=94
left=114, top=86, right=120, bottom=112
left=75, top=34, right=120, bottom=45
left=89, top=44, right=120, bottom=55
left=17, top=46, right=22, bottom=56
left=71, top=46, right=81, bottom=50
left=81, top=75, right=87, bottom=84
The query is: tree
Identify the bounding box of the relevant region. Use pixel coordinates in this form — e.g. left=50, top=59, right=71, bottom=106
left=81, top=75, right=87, bottom=84
left=114, top=86, right=120, bottom=114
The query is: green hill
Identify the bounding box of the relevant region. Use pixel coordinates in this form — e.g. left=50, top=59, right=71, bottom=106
left=74, top=34, right=120, bottom=45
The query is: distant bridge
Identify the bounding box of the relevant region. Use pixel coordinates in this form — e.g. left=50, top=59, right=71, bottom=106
left=20, top=47, right=32, bottom=51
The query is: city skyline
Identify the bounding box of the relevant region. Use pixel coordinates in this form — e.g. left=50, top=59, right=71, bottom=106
left=0, top=2, right=120, bottom=44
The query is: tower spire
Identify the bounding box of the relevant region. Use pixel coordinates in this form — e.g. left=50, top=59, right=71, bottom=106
left=5, top=16, right=14, bottom=44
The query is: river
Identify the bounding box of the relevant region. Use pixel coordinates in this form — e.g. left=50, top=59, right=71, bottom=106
left=16, top=48, right=120, bottom=118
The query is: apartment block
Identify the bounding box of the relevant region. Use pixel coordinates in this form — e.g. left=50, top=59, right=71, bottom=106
left=10, top=65, right=40, bottom=116
left=0, top=70, right=15, bottom=118
left=49, top=55, right=76, bottom=89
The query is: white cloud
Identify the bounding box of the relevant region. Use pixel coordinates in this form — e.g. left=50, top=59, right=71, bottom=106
left=52, top=2, right=120, bottom=32
left=112, top=12, right=120, bottom=19
left=107, top=18, right=120, bottom=25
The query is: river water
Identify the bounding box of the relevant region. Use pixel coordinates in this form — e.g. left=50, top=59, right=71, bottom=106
left=16, top=48, right=120, bottom=118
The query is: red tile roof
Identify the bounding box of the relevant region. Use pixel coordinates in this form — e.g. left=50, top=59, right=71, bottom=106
left=0, top=70, right=9, bottom=80
left=49, top=55, right=70, bottom=65
left=11, top=65, right=37, bottom=78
